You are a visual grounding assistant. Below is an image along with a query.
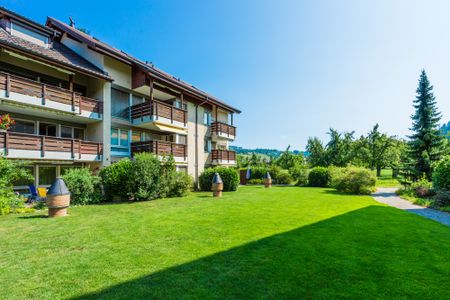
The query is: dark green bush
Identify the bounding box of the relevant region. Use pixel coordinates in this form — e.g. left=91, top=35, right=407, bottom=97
left=199, top=167, right=239, bottom=192
left=274, top=170, right=292, bottom=184
left=131, top=153, right=163, bottom=201
left=433, top=156, right=450, bottom=191
left=308, top=167, right=330, bottom=187
left=62, top=168, right=101, bottom=205
left=168, top=172, right=193, bottom=197
left=330, top=166, right=376, bottom=194
left=99, top=158, right=133, bottom=200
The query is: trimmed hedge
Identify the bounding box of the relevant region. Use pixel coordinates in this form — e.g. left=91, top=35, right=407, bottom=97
left=199, top=167, right=239, bottom=191
left=330, top=166, right=376, bottom=195
left=308, top=167, right=330, bottom=187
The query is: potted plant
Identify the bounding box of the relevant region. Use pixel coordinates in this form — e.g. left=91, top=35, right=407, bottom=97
left=0, top=114, right=15, bottom=133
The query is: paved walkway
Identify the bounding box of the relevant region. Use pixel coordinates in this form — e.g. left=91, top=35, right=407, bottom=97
left=372, top=188, right=450, bottom=227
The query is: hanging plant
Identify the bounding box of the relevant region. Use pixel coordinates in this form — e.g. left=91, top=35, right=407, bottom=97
left=0, top=114, right=15, bottom=131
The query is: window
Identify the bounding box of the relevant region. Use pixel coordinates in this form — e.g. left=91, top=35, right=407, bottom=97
left=111, top=88, right=130, bottom=119
left=60, top=126, right=72, bottom=138
left=61, top=126, right=85, bottom=139
left=38, top=166, right=56, bottom=186
left=174, top=100, right=187, bottom=110
left=132, top=131, right=142, bottom=143
left=111, top=128, right=130, bottom=155
left=10, top=119, right=35, bottom=134
left=39, top=123, right=56, bottom=136
left=178, top=135, right=187, bottom=145
left=74, top=128, right=85, bottom=139
left=177, top=166, right=188, bottom=173
left=11, top=22, right=49, bottom=47
left=204, top=137, right=212, bottom=153
left=203, top=110, right=211, bottom=126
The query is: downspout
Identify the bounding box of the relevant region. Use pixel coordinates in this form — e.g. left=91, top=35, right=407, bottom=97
left=195, top=97, right=210, bottom=189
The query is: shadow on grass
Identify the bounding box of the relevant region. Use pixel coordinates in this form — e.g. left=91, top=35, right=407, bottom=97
left=17, top=214, right=47, bottom=219
left=73, top=205, right=450, bottom=299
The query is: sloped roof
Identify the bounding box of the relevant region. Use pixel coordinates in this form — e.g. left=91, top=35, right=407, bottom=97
left=47, top=17, right=241, bottom=113
left=0, top=7, right=112, bottom=80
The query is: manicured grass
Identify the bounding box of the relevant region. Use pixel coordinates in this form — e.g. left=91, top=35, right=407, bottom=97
left=375, top=168, right=402, bottom=187
left=1, top=186, right=450, bottom=299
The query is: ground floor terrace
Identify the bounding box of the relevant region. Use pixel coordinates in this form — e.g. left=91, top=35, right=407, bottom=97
left=1, top=186, right=449, bottom=299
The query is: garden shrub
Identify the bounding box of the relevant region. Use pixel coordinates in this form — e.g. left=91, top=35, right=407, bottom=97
left=308, top=167, right=330, bottom=187
left=99, top=158, right=133, bottom=200
left=199, top=167, right=239, bottom=192
left=290, top=165, right=309, bottom=186
left=62, top=168, right=102, bottom=205
left=330, top=166, right=376, bottom=194
left=434, top=190, right=450, bottom=206
left=247, top=179, right=264, bottom=185
left=433, top=156, right=450, bottom=191
left=0, top=158, right=33, bottom=215
left=168, top=172, right=193, bottom=197
left=130, top=152, right=163, bottom=201
left=411, top=177, right=434, bottom=198
left=274, top=170, right=292, bottom=184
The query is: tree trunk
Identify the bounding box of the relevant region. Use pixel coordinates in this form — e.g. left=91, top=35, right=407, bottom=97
left=392, top=168, right=398, bottom=178
left=376, top=166, right=382, bottom=177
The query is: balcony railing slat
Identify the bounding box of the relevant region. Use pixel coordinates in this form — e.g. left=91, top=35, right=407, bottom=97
left=212, top=121, right=236, bottom=137
left=130, top=100, right=187, bottom=125
left=131, top=140, right=187, bottom=158
left=0, top=71, right=102, bottom=116
left=0, top=132, right=102, bottom=158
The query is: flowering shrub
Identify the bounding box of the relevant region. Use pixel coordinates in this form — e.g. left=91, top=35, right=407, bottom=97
left=0, top=114, right=15, bottom=130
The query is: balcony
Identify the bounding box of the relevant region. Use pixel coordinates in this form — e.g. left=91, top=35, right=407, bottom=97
left=131, top=140, right=187, bottom=163
left=211, top=149, right=236, bottom=166
left=130, top=100, right=187, bottom=134
left=211, top=121, right=236, bottom=140
left=0, top=72, right=103, bottom=120
left=0, top=131, right=102, bottom=161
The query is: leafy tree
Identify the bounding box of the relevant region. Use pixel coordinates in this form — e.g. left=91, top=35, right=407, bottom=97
left=357, top=124, right=400, bottom=176
left=326, top=128, right=355, bottom=167
left=276, top=145, right=304, bottom=169
left=408, top=70, right=445, bottom=180
left=306, top=137, right=327, bottom=167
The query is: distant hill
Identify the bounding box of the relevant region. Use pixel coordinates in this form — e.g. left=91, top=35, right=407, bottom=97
left=441, top=122, right=450, bottom=138
left=230, top=146, right=308, bottom=158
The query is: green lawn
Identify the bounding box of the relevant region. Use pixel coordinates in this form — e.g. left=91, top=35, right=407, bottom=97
left=1, top=186, right=449, bottom=299
left=375, top=168, right=402, bottom=187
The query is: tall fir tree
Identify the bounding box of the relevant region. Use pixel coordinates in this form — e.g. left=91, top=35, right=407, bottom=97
left=408, top=70, right=445, bottom=180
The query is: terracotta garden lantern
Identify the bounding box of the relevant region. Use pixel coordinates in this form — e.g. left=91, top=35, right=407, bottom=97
left=212, top=172, right=224, bottom=197
left=264, top=172, right=272, bottom=188
left=46, top=177, right=71, bottom=217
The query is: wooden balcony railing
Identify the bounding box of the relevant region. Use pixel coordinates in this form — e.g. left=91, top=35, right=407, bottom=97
left=130, top=100, right=187, bottom=125
left=212, top=149, right=236, bottom=162
left=0, top=132, right=102, bottom=159
left=211, top=121, right=236, bottom=137
left=0, top=72, right=103, bottom=116
left=131, top=140, right=187, bottom=158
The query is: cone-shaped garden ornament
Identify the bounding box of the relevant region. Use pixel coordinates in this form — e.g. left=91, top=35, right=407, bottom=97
left=212, top=172, right=223, bottom=197
left=46, top=177, right=71, bottom=217
left=264, top=172, right=272, bottom=188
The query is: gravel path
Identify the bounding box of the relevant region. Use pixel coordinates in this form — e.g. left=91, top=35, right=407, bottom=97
left=372, top=187, right=450, bottom=227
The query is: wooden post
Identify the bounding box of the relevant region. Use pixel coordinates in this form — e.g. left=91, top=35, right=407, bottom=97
left=231, top=113, right=234, bottom=126
left=72, top=92, right=76, bottom=112
left=42, top=84, right=46, bottom=105
left=41, top=136, right=45, bottom=157
left=4, top=132, right=9, bottom=156
left=79, top=140, right=82, bottom=159
left=170, top=142, right=173, bottom=155
left=5, top=73, right=10, bottom=97
left=155, top=141, right=159, bottom=155
left=170, top=107, right=173, bottom=124
left=181, top=92, right=186, bottom=126
left=149, top=77, right=154, bottom=119
left=71, top=139, right=74, bottom=158
left=97, top=143, right=100, bottom=159
left=68, top=74, right=74, bottom=91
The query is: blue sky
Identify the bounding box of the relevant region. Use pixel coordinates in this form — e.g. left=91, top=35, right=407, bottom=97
left=4, top=0, right=450, bottom=150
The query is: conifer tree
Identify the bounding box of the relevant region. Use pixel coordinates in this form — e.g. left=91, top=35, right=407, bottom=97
left=409, top=70, right=445, bottom=180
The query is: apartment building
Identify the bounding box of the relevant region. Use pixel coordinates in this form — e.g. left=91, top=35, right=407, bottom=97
left=0, top=7, right=240, bottom=189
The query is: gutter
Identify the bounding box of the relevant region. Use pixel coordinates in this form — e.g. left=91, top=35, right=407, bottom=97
left=195, top=97, right=210, bottom=188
